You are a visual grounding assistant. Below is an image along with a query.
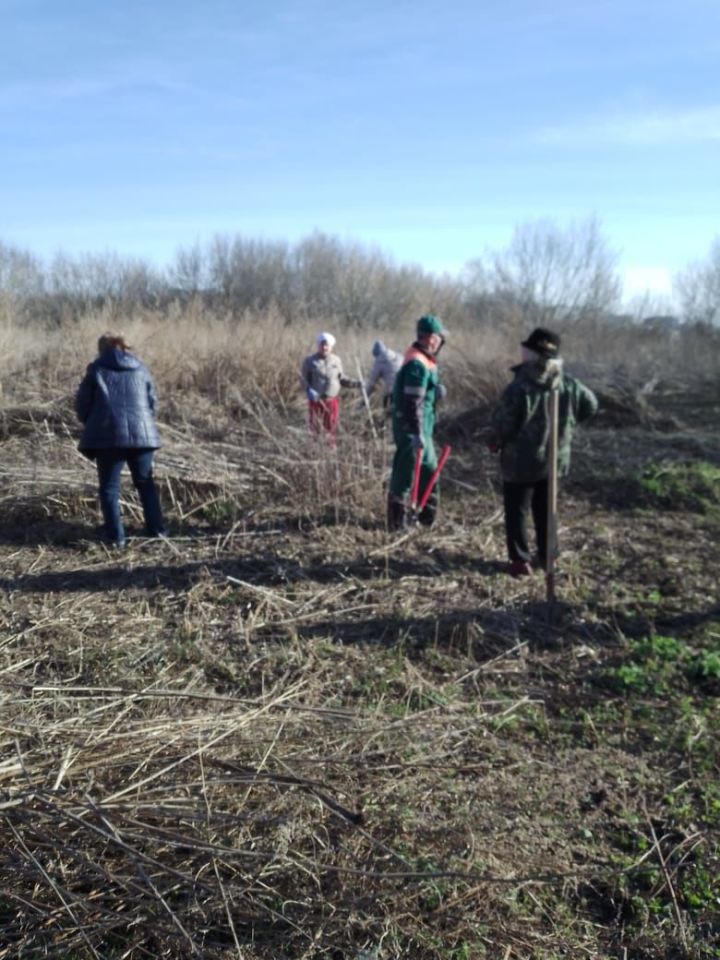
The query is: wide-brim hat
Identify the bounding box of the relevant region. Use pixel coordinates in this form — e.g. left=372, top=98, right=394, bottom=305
left=521, top=327, right=561, bottom=358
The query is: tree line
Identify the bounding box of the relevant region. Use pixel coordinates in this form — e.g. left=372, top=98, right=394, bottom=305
left=1, top=220, right=718, bottom=329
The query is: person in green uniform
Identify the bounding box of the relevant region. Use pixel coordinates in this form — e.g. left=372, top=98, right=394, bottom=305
left=387, top=314, right=447, bottom=530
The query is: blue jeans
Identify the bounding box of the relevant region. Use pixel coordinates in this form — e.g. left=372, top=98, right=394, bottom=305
left=95, top=448, right=165, bottom=544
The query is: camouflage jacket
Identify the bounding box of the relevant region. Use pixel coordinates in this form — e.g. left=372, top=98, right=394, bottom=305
left=489, top=360, right=598, bottom=482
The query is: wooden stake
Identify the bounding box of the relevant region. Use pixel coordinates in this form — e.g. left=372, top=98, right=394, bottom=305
left=355, top=358, right=378, bottom=441
left=546, top=387, right=560, bottom=604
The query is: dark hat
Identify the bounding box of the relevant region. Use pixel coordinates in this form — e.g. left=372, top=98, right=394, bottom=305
left=521, top=327, right=561, bottom=358
left=416, top=314, right=447, bottom=337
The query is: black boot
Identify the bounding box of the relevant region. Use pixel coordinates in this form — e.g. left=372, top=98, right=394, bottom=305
left=418, top=492, right=437, bottom=527
left=386, top=496, right=406, bottom=531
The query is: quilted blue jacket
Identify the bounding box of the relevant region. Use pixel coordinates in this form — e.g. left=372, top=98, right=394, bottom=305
left=75, top=349, right=161, bottom=457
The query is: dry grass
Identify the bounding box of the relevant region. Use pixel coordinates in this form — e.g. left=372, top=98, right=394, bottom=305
left=1, top=308, right=719, bottom=958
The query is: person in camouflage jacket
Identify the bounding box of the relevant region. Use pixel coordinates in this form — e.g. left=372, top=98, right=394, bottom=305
left=488, top=327, right=598, bottom=576
left=387, top=315, right=447, bottom=530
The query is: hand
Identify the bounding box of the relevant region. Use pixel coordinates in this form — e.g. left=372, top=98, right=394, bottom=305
left=306, top=387, right=319, bottom=402
left=410, top=434, right=424, bottom=451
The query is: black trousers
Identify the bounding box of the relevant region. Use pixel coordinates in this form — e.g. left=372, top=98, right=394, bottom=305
left=503, top=480, right=549, bottom=565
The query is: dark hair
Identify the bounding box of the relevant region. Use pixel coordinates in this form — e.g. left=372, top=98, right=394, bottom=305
left=98, top=332, right=132, bottom=354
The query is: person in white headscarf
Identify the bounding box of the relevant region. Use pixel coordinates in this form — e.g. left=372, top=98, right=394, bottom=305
left=299, top=332, right=361, bottom=443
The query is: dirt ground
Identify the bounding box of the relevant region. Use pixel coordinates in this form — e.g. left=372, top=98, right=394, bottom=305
left=0, top=378, right=719, bottom=959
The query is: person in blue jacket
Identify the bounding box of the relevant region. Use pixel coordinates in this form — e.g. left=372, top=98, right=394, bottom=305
left=75, top=332, right=166, bottom=547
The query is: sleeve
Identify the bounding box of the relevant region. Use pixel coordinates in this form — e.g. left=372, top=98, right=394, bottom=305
left=337, top=355, right=361, bottom=389
left=489, top=385, right=525, bottom=446
left=400, top=360, right=428, bottom=435
left=574, top=379, right=599, bottom=423
left=75, top=368, right=95, bottom=424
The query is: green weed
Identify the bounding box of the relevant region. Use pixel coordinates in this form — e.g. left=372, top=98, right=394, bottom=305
left=637, top=460, right=720, bottom=515
left=607, top=634, right=691, bottom=695
left=606, top=633, right=720, bottom=697
left=694, top=649, right=720, bottom=680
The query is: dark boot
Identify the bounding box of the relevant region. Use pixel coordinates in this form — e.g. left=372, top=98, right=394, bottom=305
left=418, top=492, right=437, bottom=527
left=387, top=495, right=406, bottom=531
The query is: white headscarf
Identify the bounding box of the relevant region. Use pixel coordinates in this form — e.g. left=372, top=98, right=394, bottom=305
left=316, top=331, right=336, bottom=349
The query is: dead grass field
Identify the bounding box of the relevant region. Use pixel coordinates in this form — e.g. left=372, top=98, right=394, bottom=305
left=0, top=313, right=719, bottom=959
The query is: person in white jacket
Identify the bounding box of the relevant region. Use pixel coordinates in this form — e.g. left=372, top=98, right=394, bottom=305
left=363, top=340, right=403, bottom=411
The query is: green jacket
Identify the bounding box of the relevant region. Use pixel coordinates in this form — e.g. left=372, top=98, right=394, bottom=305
left=490, top=360, right=598, bottom=482
left=392, top=343, right=439, bottom=444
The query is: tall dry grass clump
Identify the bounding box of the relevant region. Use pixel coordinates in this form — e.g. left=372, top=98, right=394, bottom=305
left=1, top=301, right=509, bottom=414
left=2, top=297, right=718, bottom=447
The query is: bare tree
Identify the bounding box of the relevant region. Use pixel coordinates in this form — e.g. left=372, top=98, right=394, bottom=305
left=168, top=242, right=207, bottom=297
left=0, top=241, right=44, bottom=300
left=206, top=234, right=293, bottom=313
left=674, top=237, right=720, bottom=327
left=49, top=251, right=162, bottom=308
left=466, top=217, right=622, bottom=329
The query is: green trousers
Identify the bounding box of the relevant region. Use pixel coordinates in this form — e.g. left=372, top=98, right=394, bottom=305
left=390, top=435, right=437, bottom=500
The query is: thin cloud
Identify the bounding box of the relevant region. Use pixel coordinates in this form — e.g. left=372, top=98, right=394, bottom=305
left=0, top=71, right=188, bottom=108
left=536, top=105, right=720, bottom=146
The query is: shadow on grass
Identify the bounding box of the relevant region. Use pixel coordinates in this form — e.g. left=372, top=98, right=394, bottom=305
left=591, top=603, right=720, bottom=641
left=0, top=517, right=93, bottom=546
left=293, top=601, right=587, bottom=652
left=0, top=546, right=505, bottom=594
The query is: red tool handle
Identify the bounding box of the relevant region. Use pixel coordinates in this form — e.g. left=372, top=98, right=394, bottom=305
left=417, top=444, right=451, bottom=512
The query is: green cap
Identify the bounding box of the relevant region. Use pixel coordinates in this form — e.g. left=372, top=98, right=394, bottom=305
left=416, top=314, right=446, bottom=337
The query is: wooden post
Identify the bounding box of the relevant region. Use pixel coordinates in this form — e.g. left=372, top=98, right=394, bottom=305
left=355, top=358, right=378, bottom=442
left=546, top=387, right=560, bottom=604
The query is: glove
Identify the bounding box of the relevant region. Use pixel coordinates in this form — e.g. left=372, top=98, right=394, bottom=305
left=436, top=383, right=447, bottom=401
left=306, top=387, right=319, bottom=402
left=410, top=434, right=424, bottom=451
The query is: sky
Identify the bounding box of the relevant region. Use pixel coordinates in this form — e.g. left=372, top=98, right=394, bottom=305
left=1, top=0, right=719, bottom=302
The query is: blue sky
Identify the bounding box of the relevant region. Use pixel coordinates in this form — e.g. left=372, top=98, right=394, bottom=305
left=1, top=0, right=719, bottom=298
